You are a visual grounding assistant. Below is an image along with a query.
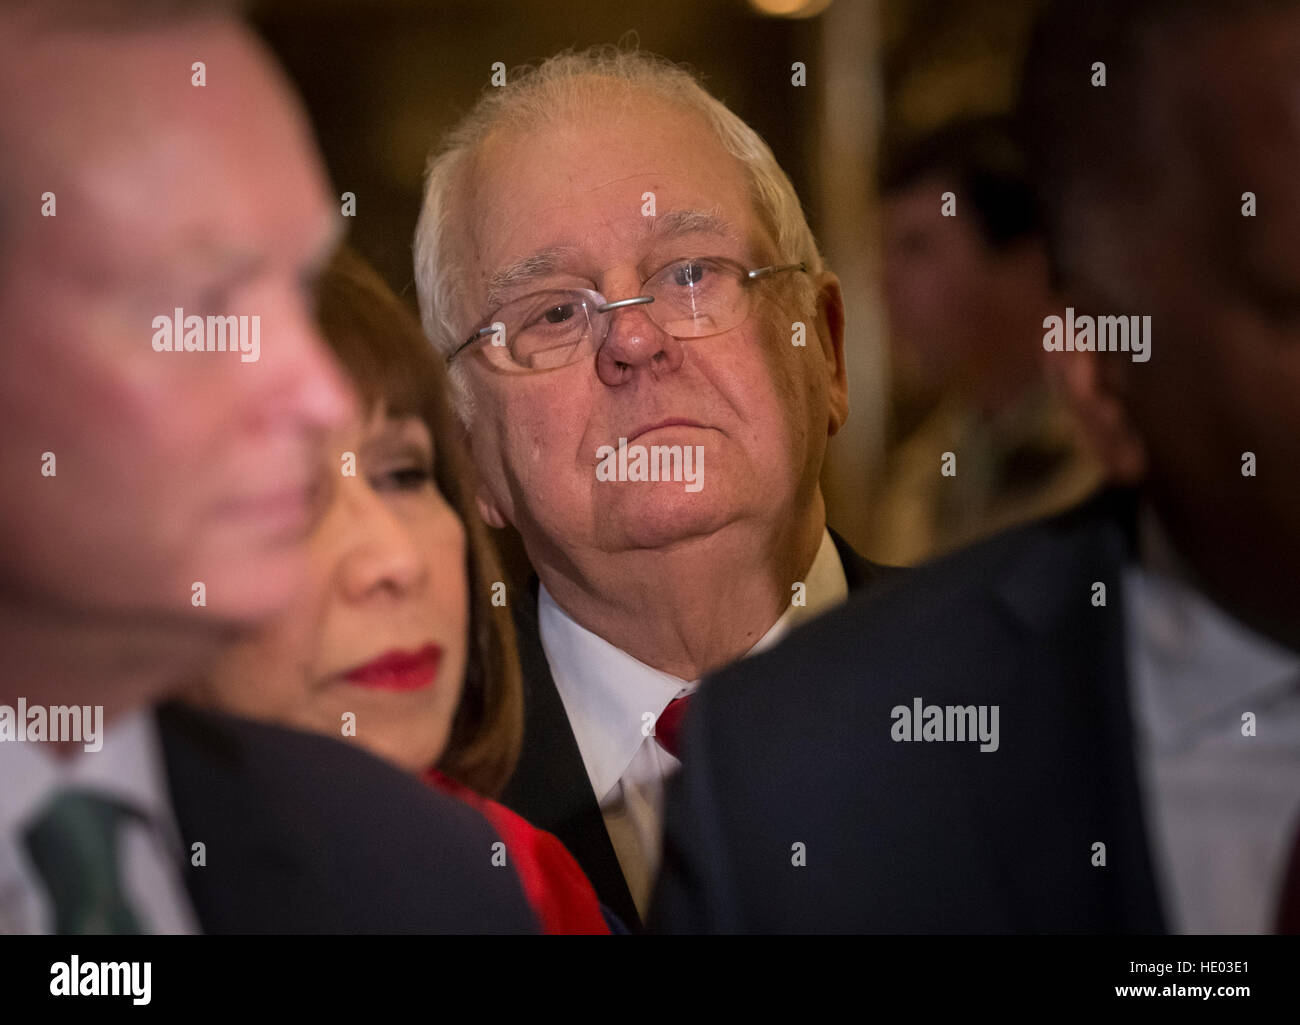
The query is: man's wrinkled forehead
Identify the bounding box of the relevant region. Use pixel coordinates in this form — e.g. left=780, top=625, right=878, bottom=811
left=460, top=101, right=761, bottom=283
left=481, top=208, right=743, bottom=309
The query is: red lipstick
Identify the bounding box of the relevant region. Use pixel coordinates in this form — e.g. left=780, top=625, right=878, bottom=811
left=343, top=644, right=442, bottom=692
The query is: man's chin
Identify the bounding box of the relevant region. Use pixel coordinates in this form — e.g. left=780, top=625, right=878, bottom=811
left=597, top=486, right=733, bottom=551
left=177, top=548, right=310, bottom=627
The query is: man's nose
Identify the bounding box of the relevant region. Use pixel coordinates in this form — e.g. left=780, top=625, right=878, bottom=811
left=594, top=301, right=686, bottom=387
left=262, top=309, right=359, bottom=435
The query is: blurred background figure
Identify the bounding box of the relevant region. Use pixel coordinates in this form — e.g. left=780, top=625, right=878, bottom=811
left=869, top=115, right=1102, bottom=565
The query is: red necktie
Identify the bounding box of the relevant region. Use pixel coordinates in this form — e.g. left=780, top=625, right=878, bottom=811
left=654, top=695, right=692, bottom=759
left=1275, top=817, right=1300, bottom=933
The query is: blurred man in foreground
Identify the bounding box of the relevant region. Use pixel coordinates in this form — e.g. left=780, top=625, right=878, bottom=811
left=0, top=0, right=535, bottom=933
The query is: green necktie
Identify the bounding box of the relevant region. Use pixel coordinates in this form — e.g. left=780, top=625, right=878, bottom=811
left=23, top=789, right=144, bottom=935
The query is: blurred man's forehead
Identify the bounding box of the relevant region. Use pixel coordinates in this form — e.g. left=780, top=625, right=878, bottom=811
left=3, top=18, right=303, bottom=172
left=4, top=18, right=330, bottom=276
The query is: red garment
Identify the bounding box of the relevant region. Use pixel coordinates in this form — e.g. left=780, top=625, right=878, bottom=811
left=423, top=768, right=610, bottom=935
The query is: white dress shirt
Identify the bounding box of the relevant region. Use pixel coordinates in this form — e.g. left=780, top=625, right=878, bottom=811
left=0, top=707, right=199, bottom=934
left=539, top=528, right=849, bottom=917
left=1124, top=510, right=1300, bottom=933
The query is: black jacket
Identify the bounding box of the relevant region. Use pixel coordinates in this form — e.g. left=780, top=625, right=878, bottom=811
left=157, top=702, right=539, bottom=933
left=499, top=529, right=899, bottom=929
left=651, top=490, right=1168, bottom=933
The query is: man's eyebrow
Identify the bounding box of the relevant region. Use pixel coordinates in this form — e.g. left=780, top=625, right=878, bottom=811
left=648, top=208, right=739, bottom=243
left=484, top=246, right=580, bottom=311
left=480, top=210, right=738, bottom=313
left=177, top=245, right=265, bottom=300
left=178, top=213, right=342, bottom=295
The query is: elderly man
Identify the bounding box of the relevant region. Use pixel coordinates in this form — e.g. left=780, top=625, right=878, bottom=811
left=653, top=0, right=1300, bottom=933
left=0, top=0, right=535, bottom=934
left=415, top=49, right=892, bottom=924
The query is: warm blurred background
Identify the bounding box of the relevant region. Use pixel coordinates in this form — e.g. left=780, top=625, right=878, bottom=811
left=252, top=0, right=1095, bottom=567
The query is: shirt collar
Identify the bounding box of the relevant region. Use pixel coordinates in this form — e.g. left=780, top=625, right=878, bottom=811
left=539, top=586, right=688, bottom=802
left=750, top=527, right=849, bottom=655
left=537, top=527, right=848, bottom=800
left=0, top=706, right=182, bottom=846
left=1124, top=507, right=1300, bottom=749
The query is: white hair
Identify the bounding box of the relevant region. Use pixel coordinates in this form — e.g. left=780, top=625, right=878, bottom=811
left=413, top=45, right=825, bottom=423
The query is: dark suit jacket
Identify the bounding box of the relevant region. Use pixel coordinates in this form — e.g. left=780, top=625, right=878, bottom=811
left=499, top=528, right=898, bottom=929
left=651, top=489, right=1169, bottom=933
left=156, top=702, right=538, bottom=933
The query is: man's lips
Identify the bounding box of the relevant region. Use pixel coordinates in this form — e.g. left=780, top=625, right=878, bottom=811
left=215, top=468, right=325, bottom=523
left=216, top=485, right=314, bottom=532
left=626, top=419, right=711, bottom=443
left=342, top=644, right=442, bottom=692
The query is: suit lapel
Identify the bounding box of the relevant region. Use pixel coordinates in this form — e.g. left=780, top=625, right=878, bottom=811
left=499, top=577, right=642, bottom=929
left=829, top=526, right=898, bottom=594
left=155, top=703, right=312, bottom=931
left=984, top=489, right=1166, bottom=932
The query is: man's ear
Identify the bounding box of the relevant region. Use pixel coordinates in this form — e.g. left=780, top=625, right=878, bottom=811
left=1045, top=347, right=1147, bottom=484
left=811, top=270, right=849, bottom=436
left=456, top=418, right=510, bottom=529
left=466, top=446, right=509, bottom=530
left=475, top=491, right=508, bottom=530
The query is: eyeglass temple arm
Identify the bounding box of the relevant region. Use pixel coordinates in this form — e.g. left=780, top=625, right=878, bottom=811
left=746, top=262, right=807, bottom=281
left=447, top=322, right=502, bottom=364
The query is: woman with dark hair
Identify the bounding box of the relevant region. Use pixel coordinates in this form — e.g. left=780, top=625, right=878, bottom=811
left=188, top=246, right=608, bottom=933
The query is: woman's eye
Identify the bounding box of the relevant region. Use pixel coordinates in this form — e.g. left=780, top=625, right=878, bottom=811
left=373, top=464, right=434, bottom=492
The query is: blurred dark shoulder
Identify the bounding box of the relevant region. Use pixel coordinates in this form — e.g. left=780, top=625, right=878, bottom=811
left=155, top=701, right=538, bottom=934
